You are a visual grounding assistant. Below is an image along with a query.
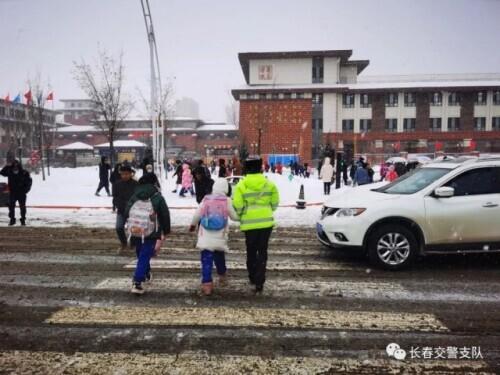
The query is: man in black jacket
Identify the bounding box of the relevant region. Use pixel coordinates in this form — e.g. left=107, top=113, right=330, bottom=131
left=172, top=160, right=182, bottom=193
left=0, top=160, right=32, bottom=226
left=113, top=165, right=139, bottom=251
left=193, top=169, right=214, bottom=204
left=95, top=156, right=111, bottom=196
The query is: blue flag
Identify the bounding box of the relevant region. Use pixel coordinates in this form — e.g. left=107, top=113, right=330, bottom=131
left=12, top=94, right=21, bottom=104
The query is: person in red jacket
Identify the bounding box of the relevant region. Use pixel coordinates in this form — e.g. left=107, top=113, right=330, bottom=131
left=386, top=165, right=399, bottom=182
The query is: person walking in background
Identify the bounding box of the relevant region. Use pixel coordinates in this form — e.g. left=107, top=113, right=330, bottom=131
left=113, top=165, right=138, bottom=252
left=1, top=160, right=32, bottom=226
left=319, top=157, right=334, bottom=195
left=233, top=157, right=279, bottom=294
left=110, top=163, right=122, bottom=212
left=349, top=160, right=357, bottom=183
left=218, top=159, right=227, bottom=178
left=379, top=162, right=389, bottom=182
left=189, top=178, right=239, bottom=296
left=144, top=164, right=160, bottom=191
left=95, top=156, right=111, bottom=196
left=172, top=160, right=183, bottom=193
left=210, top=160, right=216, bottom=175
left=341, top=159, right=348, bottom=185
left=304, top=163, right=311, bottom=178
left=179, top=162, right=195, bottom=197
left=193, top=168, right=214, bottom=204
left=354, top=162, right=371, bottom=186
left=125, top=173, right=170, bottom=295
left=386, top=165, right=399, bottom=182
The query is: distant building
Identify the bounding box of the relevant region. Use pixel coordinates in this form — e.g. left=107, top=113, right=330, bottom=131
left=174, top=97, right=200, bottom=119
left=53, top=104, right=239, bottom=162
left=59, top=99, right=98, bottom=125
left=0, top=98, right=58, bottom=159
left=232, top=50, right=500, bottom=163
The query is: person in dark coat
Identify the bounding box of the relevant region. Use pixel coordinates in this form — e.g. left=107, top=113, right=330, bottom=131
left=193, top=169, right=214, bottom=204
left=113, top=165, right=139, bottom=251
left=1, top=159, right=32, bottom=226
left=95, top=156, right=111, bottom=196
left=218, top=159, right=227, bottom=178
left=349, top=160, right=357, bottom=182
left=110, top=163, right=122, bottom=212
left=172, top=159, right=183, bottom=193
left=193, top=160, right=211, bottom=179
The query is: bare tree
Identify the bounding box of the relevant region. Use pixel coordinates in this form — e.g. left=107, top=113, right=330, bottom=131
left=73, top=49, right=133, bottom=165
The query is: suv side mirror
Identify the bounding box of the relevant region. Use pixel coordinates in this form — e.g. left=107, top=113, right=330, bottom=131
left=434, top=186, right=454, bottom=198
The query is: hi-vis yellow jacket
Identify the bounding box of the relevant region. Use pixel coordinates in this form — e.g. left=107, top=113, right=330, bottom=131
left=232, top=173, right=280, bottom=231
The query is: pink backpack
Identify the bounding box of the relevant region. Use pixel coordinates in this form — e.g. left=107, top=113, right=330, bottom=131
left=199, top=195, right=229, bottom=230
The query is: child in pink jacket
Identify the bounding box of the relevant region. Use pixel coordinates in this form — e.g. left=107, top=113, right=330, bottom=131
left=179, top=163, right=195, bottom=197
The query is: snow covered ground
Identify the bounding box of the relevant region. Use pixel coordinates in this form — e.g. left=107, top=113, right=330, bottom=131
left=0, top=166, right=379, bottom=228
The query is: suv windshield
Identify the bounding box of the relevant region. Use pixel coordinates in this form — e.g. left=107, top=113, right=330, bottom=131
left=375, top=168, right=450, bottom=194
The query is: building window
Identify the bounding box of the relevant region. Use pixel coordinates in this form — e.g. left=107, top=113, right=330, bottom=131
left=430, top=92, right=442, bottom=106
left=404, top=92, right=416, bottom=107
left=259, top=93, right=266, bottom=100
left=360, top=119, right=371, bottom=132
left=271, top=93, right=279, bottom=100
left=493, top=91, right=500, bottom=105
left=0, top=107, right=5, bottom=116
left=447, top=117, right=460, bottom=131
left=474, top=117, right=486, bottom=131
left=430, top=118, right=442, bottom=132
left=296, top=93, right=304, bottom=99
left=312, top=93, right=323, bottom=105
left=403, top=118, right=416, bottom=132
left=475, top=91, right=487, bottom=105
left=448, top=92, right=461, bottom=106
left=313, top=118, right=323, bottom=131
left=312, top=57, right=324, bottom=84
left=258, top=65, right=273, bottom=80
left=385, top=118, right=398, bottom=132
left=283, top=93, right=291, bottom=100
left=342, top=94, right=355, bottom=108
left=342, top=119, right=354, bottom=133
left=493, top=117, right=500, bottom=130
left=385, top=93, right=398, bottom=107
left=360, top=94, right=371, bottom=108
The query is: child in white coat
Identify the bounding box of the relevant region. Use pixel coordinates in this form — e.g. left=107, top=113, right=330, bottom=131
left=189, top=178, right=239, bottom=295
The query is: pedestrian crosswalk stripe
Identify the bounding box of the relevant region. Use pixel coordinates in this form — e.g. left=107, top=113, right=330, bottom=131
left=124, top=259, right=356, bottom=271
left=45, top=306, right=448, bottom=332
left=0, top=351, right=492, bottom=374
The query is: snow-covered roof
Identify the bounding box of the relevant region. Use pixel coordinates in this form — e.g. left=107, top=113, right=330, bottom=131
left=94, top=140, right=147, bottom=148
left=57, top=142, right=94, bottom=151
left=56, top=125, right=101, bottom=133
left=197, top=124, right=238, bottom=131
left=233, top=73, right=500, bottom=94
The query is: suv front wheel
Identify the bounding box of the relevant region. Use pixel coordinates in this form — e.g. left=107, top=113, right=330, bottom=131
left=367, top=224, right=418, bottom=270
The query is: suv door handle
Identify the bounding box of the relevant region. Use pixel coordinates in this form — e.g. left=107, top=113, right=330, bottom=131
left=483, top=202, right=499, bottom=208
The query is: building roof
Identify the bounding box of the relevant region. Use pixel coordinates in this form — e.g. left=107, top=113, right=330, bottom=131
left=238, top=50, right=354, bottom=84
left=95, top=140, right=147, bottom=148
left=344, top=60, right=370, bottom=74
left=197, top=124, right=238, bottom=131
left=56, top=125, right=101, bottom=133
left=57, top=142, right=94, bottom=151
left=231, top=73, right=500, bottom=99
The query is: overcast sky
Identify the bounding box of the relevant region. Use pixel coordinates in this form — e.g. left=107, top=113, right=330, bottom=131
left=1, top=0, right=500, bottom=121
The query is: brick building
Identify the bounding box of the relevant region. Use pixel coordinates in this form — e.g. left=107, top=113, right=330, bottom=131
left=54, top=109, right=239, bottom=162
left=232, top=50, right=500, bottom=164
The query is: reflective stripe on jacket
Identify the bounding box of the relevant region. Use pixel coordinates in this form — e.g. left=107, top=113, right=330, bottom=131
left=232, top=173, right=279, bottom=231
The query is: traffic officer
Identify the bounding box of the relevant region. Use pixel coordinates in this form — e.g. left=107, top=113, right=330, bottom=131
left=232, top=157, right=279, bottom=293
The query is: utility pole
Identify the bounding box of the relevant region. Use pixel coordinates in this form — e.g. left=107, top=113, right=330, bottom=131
left=141, top=0, right=165, bottom=186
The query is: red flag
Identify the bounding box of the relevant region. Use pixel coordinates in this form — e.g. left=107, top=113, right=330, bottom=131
left=46, top=92, right=54, bottom=101
left=3, top=93, right=10, bottom=103
left=435, top=141, right=443, bottom=151
left=24, top=90, right=32, bottom=104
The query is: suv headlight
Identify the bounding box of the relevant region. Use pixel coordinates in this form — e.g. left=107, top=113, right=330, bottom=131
left=336, top=208, right=366, bottom=217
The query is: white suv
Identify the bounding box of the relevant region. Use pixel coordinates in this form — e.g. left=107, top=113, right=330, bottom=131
left=316, top=156, right=500, bottom=270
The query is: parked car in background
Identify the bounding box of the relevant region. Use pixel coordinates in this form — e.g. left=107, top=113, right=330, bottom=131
left=317, top=156, right=500, bottom=270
